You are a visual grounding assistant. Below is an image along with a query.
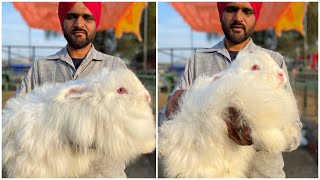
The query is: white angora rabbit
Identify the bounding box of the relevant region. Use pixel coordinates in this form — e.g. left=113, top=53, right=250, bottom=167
left=159, top=51, right=300, bottom=177
left=3, top=68, right=155, bottom=178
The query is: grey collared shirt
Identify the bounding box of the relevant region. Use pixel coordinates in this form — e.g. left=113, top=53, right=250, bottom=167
left=159, top=38, right=302, bottom=178
left=15, top=45, right=127, bottom=97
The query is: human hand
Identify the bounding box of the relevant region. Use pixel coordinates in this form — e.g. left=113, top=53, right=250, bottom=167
left=225, top=107, right=253, bottom=146
left=165, top=90, right=185, bottom=118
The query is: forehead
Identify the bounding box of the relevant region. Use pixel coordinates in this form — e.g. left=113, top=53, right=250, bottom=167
left=225, top=2, right=253, bottom=9
left=67, top=2, right=93, bottom=15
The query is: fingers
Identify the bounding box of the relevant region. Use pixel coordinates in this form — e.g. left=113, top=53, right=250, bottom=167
left=165, top=90, right=185, bottom=118
left=226, top=121, right=252, bottom=146
left=226, top=121, right=242, bottom=144
left=241, top=125, right=252, bottom=142
left=238, top=129, right=253, bottom=145
left=225, top=107, right=253, bottom=146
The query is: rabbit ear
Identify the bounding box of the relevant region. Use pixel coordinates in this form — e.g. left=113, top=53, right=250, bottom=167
left=210, top=71, right=224, bottom=82
left=64, top=85, right=93, bottom=99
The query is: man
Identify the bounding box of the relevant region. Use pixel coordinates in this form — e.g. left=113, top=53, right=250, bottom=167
left=15, top=2, right=126, bottom=97
left=159, top=2, right=302, bottom=177
left=13, top=2, right=127, bottom=177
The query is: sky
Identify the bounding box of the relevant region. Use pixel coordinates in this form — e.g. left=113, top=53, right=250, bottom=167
left=2, top=2, right=223, bottom=64
left=158, top=2, right=223, bottom=63
left=2, top=2, right=67, bottom=62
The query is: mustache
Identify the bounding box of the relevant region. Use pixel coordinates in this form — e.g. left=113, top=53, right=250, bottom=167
left=71, top=27, right=88, bottom=35
left=230, top=22, right=246, bottom=30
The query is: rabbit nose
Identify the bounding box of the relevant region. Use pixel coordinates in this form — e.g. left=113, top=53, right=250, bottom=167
left=278, top=72, right=284, bottom=80
left=145, top=94, right=151, bottom=104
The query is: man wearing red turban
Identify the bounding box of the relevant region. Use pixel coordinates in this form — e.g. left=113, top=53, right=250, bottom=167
left=58, top=2, right=102, bottom=28
left=14, top=3, right=128, bottom=177
left=16, top=2, right=126, bottom=96
left=58, top=2, right=101, bottom=57
left=160, top=2, right=301, bottom=178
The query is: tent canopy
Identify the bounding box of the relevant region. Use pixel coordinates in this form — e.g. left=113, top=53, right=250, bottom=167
left=13, top=2, right=147, bottom=41
left=170, top=2, right=307, bottom=36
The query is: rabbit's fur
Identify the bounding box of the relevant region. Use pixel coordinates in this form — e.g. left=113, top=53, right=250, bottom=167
left=2, top=68, right=155, bottom=178
left=159, top=51, right=299, bottom=177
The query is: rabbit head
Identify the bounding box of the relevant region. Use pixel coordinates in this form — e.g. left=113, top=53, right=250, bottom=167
left=56, top=68, right=155, bottom=161
left=225, top=51, right=287, bottom=90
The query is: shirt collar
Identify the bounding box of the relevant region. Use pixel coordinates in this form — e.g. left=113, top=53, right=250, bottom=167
left=46, top=45, right=104, bottom=63
left=196, top=38, right=257, bottom=61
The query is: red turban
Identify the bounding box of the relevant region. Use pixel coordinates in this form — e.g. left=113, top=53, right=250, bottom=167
left=217, top=2, right=262, bottom=21
left=58, top=2, right=102, bottom=28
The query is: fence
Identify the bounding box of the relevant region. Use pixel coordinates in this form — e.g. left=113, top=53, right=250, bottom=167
left=289, top=71, right=318, bottom=116
left=158, top=47, right=198, bottom=66
left=2, top=45, right=64, bottom=65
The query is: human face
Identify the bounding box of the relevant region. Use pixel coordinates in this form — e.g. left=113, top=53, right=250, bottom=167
left=62, top=2, right=97, bottom=50
left=221, top=2, right=256, bottom=45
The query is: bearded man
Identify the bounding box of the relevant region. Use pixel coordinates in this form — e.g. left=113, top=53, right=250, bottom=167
left=15, top=2, right=127, bottom=97
left=12, top=2, right=129, bottom=178
left=159, top=2, right=302, bottom=177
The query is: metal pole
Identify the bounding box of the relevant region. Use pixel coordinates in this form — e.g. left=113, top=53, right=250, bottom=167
left=190, top=28, right=193, bottom=48
left=8, top=46, right=11, bottom=66
left=170, top=48, right=173, bottom=67
left=302, top=3, right=308, bottom=115
left=303, top=3, right=308, bottom=62
left=29, top=27, right=32, bottom=62
left=32, top=46, right=36, bottom=62
left=143, top=3, right=149, bottom=71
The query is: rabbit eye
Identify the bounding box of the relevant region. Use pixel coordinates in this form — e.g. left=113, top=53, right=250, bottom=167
left=251, top=64, right=260, bottom=71
left=116, top=87, right=127, bottom=94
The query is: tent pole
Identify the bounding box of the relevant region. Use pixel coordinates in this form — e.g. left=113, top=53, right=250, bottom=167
left=29, top=27, right=32, bottom=62
left=143, top=3, right=149, bottom=71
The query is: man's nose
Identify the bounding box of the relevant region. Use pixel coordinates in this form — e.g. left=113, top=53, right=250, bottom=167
left=74, top=17, right=85, bottom=28
left=233, top=10, right=244, bottom=22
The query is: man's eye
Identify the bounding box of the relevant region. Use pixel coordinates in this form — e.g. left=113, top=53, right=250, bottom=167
left=224, top=7, right=237, bottom=13
left=243, top=9, right=254, bottom=15
left=65, top=14, right=76, bottom=20
left=83, top=15, right=94, bottom=20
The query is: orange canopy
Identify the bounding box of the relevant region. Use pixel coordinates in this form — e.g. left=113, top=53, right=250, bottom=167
left=13, top=2, right=147, bottom=41
left=170, top=2, right=307, bottom=36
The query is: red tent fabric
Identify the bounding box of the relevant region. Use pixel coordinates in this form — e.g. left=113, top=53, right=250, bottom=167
left=13, top=2, right=147, bottom=40
left=170, top=2, right=307, bottom=36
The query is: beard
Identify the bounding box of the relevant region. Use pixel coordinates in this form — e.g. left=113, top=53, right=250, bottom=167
left=221, top=19, right=255, bottom=44
left=63, top=26, right=96, bottom=49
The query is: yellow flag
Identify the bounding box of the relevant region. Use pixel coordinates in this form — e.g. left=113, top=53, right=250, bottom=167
left=274, top=2, right=307, bottom=36
left=115, top=2, right=147, bottom=42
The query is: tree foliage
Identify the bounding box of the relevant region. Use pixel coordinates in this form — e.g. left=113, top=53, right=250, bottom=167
left=93, top=2, right=156, bottom=61
left=252, top=2, right=318, bottom=59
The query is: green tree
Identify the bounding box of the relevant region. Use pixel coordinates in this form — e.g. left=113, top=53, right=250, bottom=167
left=93, top=2, right=156, bottom=61
left=252, top=2, right=318, bottom=59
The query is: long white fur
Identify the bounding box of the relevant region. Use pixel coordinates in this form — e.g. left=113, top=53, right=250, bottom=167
left=2, top=68, right=155, bottom=178
left=159, top=51, right=300, bottom=177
